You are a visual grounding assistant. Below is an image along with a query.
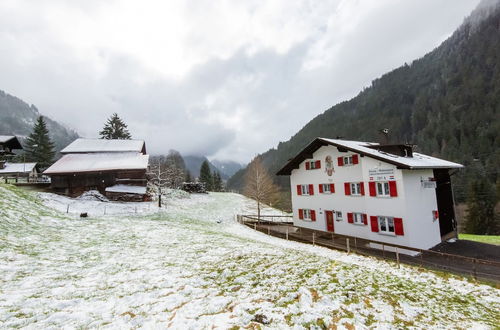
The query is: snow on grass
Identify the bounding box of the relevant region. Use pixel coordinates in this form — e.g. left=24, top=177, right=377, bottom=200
left=0, top=184, right=499, bottom=329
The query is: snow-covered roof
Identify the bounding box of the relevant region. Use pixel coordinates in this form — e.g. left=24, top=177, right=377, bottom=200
left=0, top=135, right=23, bottom=149
left=0, top=162, right=37, bottom=174
left=105, top=184, right=147, bottom=195
left=0, top=135, right=15, bottom=143
left=277, top=138, right=463, bottom=175
left=61, top=138, right=146, bottom=154
left=44, top=152, right=149, bottom=174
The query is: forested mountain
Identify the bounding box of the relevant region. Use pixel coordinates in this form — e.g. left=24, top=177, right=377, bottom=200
left=183, top=155, right=219, bottom=179
left=0, top=90, right=79, bottom=151
left=228, top=0, right=500, bottom=205
left=211, top=160, right=243, bottom=178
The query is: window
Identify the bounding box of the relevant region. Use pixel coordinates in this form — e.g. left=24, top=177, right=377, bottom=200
left=337, top=154, right=359, bottom=166
left=305, top=160, right=321, bottom=170
left=377, top=182, right=390, bottom=197
left=351, top=182, right=362, bottom=195
left=335, top=211, right=342, bottom=221
left=297, top=184, right=314, bottom=195
left=298, top=208, right=316, bottom=221
left=353, top=213, right=364, bottom=225
left=378, top=216, right=395, bottom=234
left=336, top=211, right=343, bottom=221
left=319, top=183, right=335, bottom=194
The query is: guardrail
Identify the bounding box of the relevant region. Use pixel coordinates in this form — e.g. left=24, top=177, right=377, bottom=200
left=237, top=214, right=500, bottom=283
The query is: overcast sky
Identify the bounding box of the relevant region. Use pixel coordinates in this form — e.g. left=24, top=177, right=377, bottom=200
left=0, top=0, right=479, bottom=163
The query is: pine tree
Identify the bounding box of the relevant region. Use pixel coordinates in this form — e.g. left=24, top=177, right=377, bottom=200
left=212, top=171, right=223, bottom=192
left=199, top=160, right=213, bottom=191
left=464, top=176, right=498, bottom=235
left=24, top=116, right=55, bottom=170
left=99, top=113, right=132, bottom=140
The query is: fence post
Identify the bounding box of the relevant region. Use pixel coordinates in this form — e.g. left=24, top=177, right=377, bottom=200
left=312, top=232, right=315, bottom=246
left=67, top=204, right=69, bottom=213
left=347, top=238, right=350, bottom=254
left=382, top=244, right=385, bottom=259
left=420, top=250, right=423, bottom=268
left=396, top=247, right=400, bottom=268
left=268, top=226, right=270, bottom=235
left=104, top=205, right=106, bottom=215
left=254, top=222, right=257, bottom=231
left=472, top=258, right=477, bottom=281
left=354, top=237, right=357, bottom=252
left=286, top=227, right=289, bottom=240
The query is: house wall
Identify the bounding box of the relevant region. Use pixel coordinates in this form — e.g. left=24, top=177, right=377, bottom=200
left=289, top=145, right=442, bottom=251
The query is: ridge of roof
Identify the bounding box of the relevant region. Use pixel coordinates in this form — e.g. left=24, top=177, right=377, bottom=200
left=61, top=138, right=146, bottom=154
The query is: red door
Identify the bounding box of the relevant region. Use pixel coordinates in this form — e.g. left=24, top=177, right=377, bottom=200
left=325, top=211, right=334, bottom=232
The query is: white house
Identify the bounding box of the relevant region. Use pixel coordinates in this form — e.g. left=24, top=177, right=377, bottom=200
left=276, top=138, right=463, bottom=251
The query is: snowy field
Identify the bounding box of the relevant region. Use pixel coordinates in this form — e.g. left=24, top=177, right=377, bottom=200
left=0, top=184, right=499, bottom=329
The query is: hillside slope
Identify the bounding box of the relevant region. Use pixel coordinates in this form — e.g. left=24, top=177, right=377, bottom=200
left=228, top=0, right=500, bottom=203
left=1, top=184, right=499, bottom=328
left=0, top=90, right=79, bottom=151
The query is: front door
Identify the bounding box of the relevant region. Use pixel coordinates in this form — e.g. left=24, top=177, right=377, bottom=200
left=325, top=210, right=334, bottom=232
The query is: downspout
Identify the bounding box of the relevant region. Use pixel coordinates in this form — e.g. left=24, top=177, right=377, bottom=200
left=449, top=169, right=460, bottom=239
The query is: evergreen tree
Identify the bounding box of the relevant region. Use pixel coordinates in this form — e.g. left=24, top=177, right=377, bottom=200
left=99, top=113, right=132, bottom=140
left=199, top=160, right=213, bottom=191
left=464, top=176, right=498, bottom=235
left=24, top=116, right=55, bottom=170
left=212, top=171, right=223, bottom=192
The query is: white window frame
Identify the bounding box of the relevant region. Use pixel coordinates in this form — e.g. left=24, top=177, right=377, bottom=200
left=350, top=182, right=362, bottom=195
left=343, top=156, right=353, bottom=166
left=321, top=183, right=332, bottom=193
left=378, top=216, right=395, bottom=235
left=300, top=184, right=311, bottom=195
left=303, top=209, right=312, bottom=220
left=376, top=181, right=390, bottom=197
left=336, top=211, right=343, bottom=221
left=353, top=212, right=364, bottom=225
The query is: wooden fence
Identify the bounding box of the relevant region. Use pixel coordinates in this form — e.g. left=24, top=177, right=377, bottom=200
left=237, top=215, right=500, bottom=283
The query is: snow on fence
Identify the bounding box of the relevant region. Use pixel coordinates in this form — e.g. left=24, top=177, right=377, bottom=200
left=236, top=215, right=500, bottom=283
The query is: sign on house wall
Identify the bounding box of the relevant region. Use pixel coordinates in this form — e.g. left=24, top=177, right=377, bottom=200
left=368, top=168, right=394, bottom=181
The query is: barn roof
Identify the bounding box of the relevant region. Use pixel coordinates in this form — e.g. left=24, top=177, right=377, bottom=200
left=44, top=152, right=149, bottom=175
left=61, top=138, right=146, bottom=154
left=276, top=138, right=463, bottom=176
left=0, top=135, right=23, bottom=149
left=0, top=162, right=37, bottom=174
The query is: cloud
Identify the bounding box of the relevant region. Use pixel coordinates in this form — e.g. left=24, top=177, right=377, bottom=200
left=0, top=0, right=479, bottom=162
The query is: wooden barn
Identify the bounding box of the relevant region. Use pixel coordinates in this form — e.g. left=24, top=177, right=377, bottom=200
left=0, top=135, right=23, bottom=158
left=0, top=161, right=39, bottom=182
left=44, top=138, right=150, bottom=200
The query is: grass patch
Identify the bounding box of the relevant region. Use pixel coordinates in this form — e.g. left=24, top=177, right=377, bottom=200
left=459, top=234, right=500, bottom=245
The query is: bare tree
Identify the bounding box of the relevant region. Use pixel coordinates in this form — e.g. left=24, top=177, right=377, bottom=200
left=243, top=157, right=279, bottom=220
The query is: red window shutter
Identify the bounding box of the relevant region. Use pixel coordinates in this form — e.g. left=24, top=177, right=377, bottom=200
left=330, top=183, right=335, bottom=193
left=347, top=213, right=353, bottom=223
left=363, top=214, right=368, bottom=225
left=298, top=209, right=304, bottom=219
left=337, top=157, right=344, bottom=166
left=433, top=210, right=439, bottom=220
left=369, top=181, right=376, bottom=197
left=305, top=162, right=310, bottom=170
left=309, top=184, right=314, bottom=195
left=344, top=182, right=351, bottom=195
left=370, top=216, right=379, bottom=232
left=315, top=160, right=321, bottom=169
left=389, top=180, right=398, bottom=197
left=311, top=210, right=316, bottom=221
left=319, top=184, right=323, bottom=193
left=394, top=217, right=404, bottom=235
left=297, top=185, right=302, bottom=196
left=360, top=182, right=365, bottom=196
left=352, top=154, right=359, bottom=164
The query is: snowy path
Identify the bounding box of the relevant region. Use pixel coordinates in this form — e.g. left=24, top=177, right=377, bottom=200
left=0, top=185, right=499, bottom=329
